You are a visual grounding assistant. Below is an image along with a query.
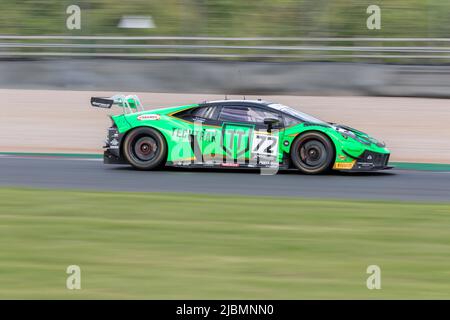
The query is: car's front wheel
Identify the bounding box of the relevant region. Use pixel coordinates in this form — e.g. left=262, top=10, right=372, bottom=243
left=123, top=127, right=167, bottom=170
left=290, top=132, right=335, bottom=174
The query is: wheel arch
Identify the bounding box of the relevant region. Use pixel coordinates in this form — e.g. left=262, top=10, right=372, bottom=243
left=289, top=129, right=337, bottom=161
left=120, top=125, right=169, bottom=163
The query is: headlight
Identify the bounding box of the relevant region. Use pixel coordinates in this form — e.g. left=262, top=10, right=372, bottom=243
left=336, top=127, right=370, bottom=145
left=368, top=137, right=386, bottom=148
left=353, top=136, right=371, bottom=145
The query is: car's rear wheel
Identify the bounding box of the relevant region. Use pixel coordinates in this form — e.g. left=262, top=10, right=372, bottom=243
left=123, top=127, right=167, bottom=170
left=291, top=132, right=335, bottom=174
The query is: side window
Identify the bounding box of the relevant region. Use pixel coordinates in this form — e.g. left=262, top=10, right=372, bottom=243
left=218, top=106, right=252, bottom=122
left=248, top=107, right=282, bottom=124
left=192, top=106, right=217, bottom=119
left=218, top=106, right=282, bottom=124
left=283, top=114, right=301, bottom=127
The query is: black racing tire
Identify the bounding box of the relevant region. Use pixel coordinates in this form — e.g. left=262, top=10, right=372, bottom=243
left=290, top=131, right=335, bottom=174
left=122, top=127, right=167, bottom=170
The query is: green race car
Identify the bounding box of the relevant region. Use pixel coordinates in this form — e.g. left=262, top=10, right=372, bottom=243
left=92, top=95, right=391, bottom=174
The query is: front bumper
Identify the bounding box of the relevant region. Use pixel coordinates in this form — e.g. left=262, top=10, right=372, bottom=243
left=337, top=150, right=392, bottom=171
left=349, top=163, right=393, bottom=171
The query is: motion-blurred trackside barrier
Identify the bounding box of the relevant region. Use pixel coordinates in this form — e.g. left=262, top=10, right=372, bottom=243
left=2, top=36, right=450, bottom=61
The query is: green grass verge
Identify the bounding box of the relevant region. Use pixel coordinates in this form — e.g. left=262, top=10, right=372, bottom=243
left=0, top=188, right=449, bottom=299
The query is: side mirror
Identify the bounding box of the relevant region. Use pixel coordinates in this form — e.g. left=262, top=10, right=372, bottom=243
left=264, top=118, right=280, bottom=132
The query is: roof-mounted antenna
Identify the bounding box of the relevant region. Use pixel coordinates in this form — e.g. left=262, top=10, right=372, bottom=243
left=243, top=95, right=246, bottom=100
left=225, top=94, right=228, bottom=100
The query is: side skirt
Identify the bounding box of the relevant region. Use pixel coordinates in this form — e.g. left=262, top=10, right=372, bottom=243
left=165, top=161, right=290, bottom=170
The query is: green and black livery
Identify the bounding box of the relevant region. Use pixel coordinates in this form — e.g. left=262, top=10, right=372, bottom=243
left=92, top=95, right=391, bottom=174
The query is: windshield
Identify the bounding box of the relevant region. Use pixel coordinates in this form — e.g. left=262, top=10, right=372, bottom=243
left=269, top=103, right=328, bottom=125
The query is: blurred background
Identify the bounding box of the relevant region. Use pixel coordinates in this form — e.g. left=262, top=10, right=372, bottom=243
left=3, top=0, right=450, bottom=37
left=1, top=0, right=450, bottom=96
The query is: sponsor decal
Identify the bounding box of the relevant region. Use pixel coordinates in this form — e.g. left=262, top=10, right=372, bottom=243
left=172, top=128, right=217, bottom=142
left=221, top=124, right=253, bottom=159
left=110, top=138, right=119, bottom=146
left=333, top=161, right=356, bottom=170
left=221, top=162, right=240, bottom=167
left=258, top=160, right=276, bottom=166
left=91, top=97, right=113, bottom=108
left=137, top=114, right=160, bottom=121
left=92, top=101, right=111, bottom=108
left=337, top=154, right=347, bottom=160
left=175, top=161, right=192, bottom=166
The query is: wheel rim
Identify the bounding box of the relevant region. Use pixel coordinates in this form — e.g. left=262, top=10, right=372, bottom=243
left=133, top=136, right=158, bottom=161
left=299, top=140, right=327, bottom=168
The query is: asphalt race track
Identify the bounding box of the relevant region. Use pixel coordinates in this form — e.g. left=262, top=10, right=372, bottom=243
left=0, top=156, right=449, bottom=201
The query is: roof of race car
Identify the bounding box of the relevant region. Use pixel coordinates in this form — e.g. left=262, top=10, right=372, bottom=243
left=202, top=99, right=272, bottom=106
left=199, top=99, right=332, bottom=125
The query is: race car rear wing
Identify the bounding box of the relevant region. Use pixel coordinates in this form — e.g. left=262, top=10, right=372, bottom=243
left=91, top=94, right=145, bottom=114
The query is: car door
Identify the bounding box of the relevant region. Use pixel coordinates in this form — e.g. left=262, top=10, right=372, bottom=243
left=190, top=104, right=222, bottom=164
left=217, top=104, right=284, bottom=167
left=170, top=104, right=221, bottom=165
